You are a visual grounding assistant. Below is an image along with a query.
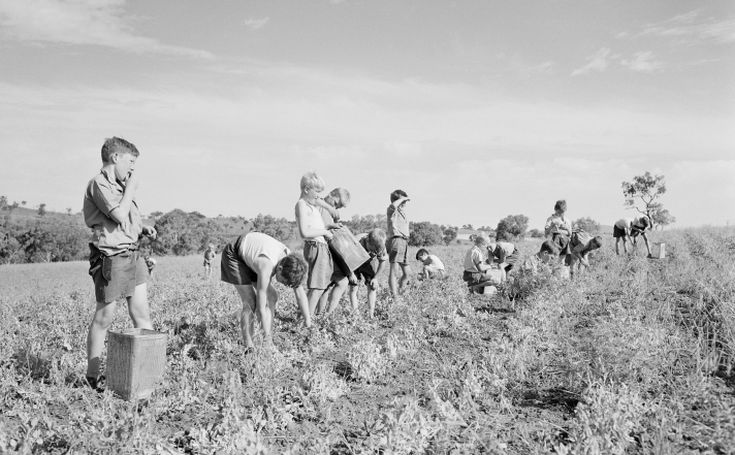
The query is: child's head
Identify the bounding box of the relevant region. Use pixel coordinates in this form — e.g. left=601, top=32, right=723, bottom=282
left=275, top=253, right=308, bottom=288
left=415, top=248, right=430, bottom=262
left=364, top=228, right=387, bottom=254
left=390, top=189, right=409, bottom=203
left=554, top=199, right=567, bottom=214
left=101, top=137, right=139, bottom=164
left=473, top=232, right=489, bottom=247
left=538, top=240, right=561, bottom=262
left=327, top=188, right=351, bottom=209
left=638, top=216, right=651, bottom=230
left=300, top=171, right=325, bottom=196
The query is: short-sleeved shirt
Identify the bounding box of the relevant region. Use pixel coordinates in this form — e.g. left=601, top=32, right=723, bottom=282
left=387, top=203, right=409, bottom=238
left=83, top=168, right=143, bottom=256
left=296, top=198, right=327, bottom=243
left=237, top=232, right=290, bottom=270
left=493, top=242, right=516, bottom=259
left=464, top=246, right=486, bottom=273
left=545, top=213, right=572, bottom=237
left=424, top=254, right=445, bottom=271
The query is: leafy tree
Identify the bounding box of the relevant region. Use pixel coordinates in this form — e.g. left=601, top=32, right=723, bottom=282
left=408, top=221, right=443, bottom=246
left=250, top=213, right=294, bottom=241
left=0, top=195, right=7, bottom=210
left=441, top=225, right=457, bottom=245
left=527, top=228, right=544, bottom=238
left=649, top=206, right=676, bottom=230
left=21, top=201, right=26, bottom=207
left=573, top=217, right=600, bottom=233
left=38, top=203, right=47, bottom=217
left=496, top=214, right=529, bottom=241
left=461, top=224, right=474, bottom=230
left=622, top=172, right=674, bottom=228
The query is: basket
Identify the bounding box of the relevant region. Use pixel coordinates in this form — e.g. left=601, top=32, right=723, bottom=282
left=107, top=328, right=167, bottom=400
left=652, top=242, right=666, bottom=259
left=328, top=226, right=371, bottom=273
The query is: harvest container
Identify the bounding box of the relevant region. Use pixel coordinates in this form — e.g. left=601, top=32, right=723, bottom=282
left=107, top=328, right=167, bottom=400
left=652, top=242, right=666, bottom=259
left=328, top=226, right=371, bottom=272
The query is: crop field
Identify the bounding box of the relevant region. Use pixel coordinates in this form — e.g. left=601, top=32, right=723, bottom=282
left=1, top=228, right=734, bottom=454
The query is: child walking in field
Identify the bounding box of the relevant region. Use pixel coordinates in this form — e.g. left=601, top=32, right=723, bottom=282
left=386, top=189, right=412, bottom=297
left=613, top=216, right=652, bottom=257
left=203, top=244, right=216, bottom=278
left=220, top=231, right=311, bottom=349
left=82, top=137, right=158, bottom=390
left=462, top=232, right=501, bottom=292
left=415, top=248, right=446, bottom=280
left=295, top=172, right=336, bottom=316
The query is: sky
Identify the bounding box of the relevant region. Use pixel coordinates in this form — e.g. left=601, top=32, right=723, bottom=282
left=0, top=0, right=733, bottom=229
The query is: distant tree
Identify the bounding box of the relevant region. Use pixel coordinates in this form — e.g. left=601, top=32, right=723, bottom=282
left=496, top=214, right=529, bottom=241
left=21, top=201, right=26, bottom=207
left=461, top=224, right=474, bottom=230
left=622, top=172, right=674, bottom=229
left=650, top=206, right=676, bottom=230
left=250, top=213, right=293, bottom=241
left=66, top=208, right=72, bottom=216
left=527, top=228, right=544, bottom=238
left=409, top=221, right=443, bottom=246
left=573, top=217, right=600, bottom=233
left=37, top=203, right=47, bottom=217
left=441, top=225, right=457, bottom=245
left=150, top=211, right=164, bottom=219
left=0, top=196, right=7, bottom=210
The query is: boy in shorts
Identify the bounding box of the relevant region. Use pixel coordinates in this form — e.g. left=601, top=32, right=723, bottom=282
left=315, top=188, right=352, bottom=314
left=415, top=248, right=445, bottom=280
left=568, top=230, right=603, bottom=276
left=203, top=244, right=216, bottom=278
left=386, top=189, right=411, bottom=297
left=462, top=232, right=501, bottom=292
left=295, top=172, right=336, bottom=316
left=221, top=231, right=311, bottom=349
left=613, top=216, right=652, bottom=257
left=486, top=238, right=520, bottom=273
left=347, top=228, right=388, bottom=319
left=544, top=199, right=572, bottom=262
left=82, top=137, right=158, bottom=390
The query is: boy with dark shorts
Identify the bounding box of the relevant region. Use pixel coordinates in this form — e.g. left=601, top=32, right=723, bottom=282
left=221, top=231, right=311, bottom=349
left=568, top=230, right=603, bottom=276
left=613, top=216, right=652, bottom=257
left=486, top=239, right=520, bottom=273
left=386, top=189, right=412, bottom=297
left=82, top=137, right=157, bottom=390
left=344, top=229, right=388, bottom=318
left=315, top=188, right=351, bottom=314
left=462, top=232, right=501, bottom=292
left=203, top=244, right=216, bottom=278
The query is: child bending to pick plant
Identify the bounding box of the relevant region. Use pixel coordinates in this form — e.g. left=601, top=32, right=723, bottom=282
left=613, top=216, right=652, bottom=257
left=568, top=230, right=603, bottom=276
left=462, top=232, right=501, bottom=293
left=415, top=248, right=445, bottom=280
left=220, top=231, right=311, bottom=350
left=82, top=137, right=158, bottom=391
left=340, top=228, right=388, bottom=319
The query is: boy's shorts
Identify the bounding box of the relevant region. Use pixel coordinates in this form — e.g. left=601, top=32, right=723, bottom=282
left=304, top=241, right=333, bottom=290
left=89, top=246, right=148, bottom=303
left=612, top=225, right=627, bottom=238
left=386, top=236, right=408, bottom=264
left=354, top=257, right=380, bottom=283
left=551, top=233, right=571, bottom=255
left=462, top=270, right=489, bottom=287
left=220, top=236, right=258, bottom=286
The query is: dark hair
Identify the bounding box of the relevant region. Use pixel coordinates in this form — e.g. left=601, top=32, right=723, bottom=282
left=276, top=253, right=307, bottom=288
left=101, top=137, right=139, bottom=163
left=639, top=217, right=650, bottom=228
left=554, top=199, right=567, bottom=212
left=539, top=240, right=561, bottom=256
left=390, top=189, right=408, bottom=203
left=589, top=236, right=603, bottom=250
left=415, top=248, right=429, bottom=260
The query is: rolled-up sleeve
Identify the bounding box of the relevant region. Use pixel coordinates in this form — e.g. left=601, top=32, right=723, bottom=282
left=89, top=178, right=119, bottom=217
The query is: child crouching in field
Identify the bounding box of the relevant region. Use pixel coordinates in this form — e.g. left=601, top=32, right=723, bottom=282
left=486, top=238, right=520, bottom=274
left=568, top=230, right=603, bottom=276
left=343, top=228, right=388, bottom=319
left=220, top=231, right=311, bottom=349
left=462, top=232, right=501, bottom=293
left=416, top=248, right=445, bottom=280
left=295, top=172, right=337, bottom=316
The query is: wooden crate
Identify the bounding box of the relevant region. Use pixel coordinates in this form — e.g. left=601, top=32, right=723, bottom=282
left=652, top=242, right=666, bottom=259
left=107, top=329, right=167, bottom=400
left=329, top=226, right=370, bottom=272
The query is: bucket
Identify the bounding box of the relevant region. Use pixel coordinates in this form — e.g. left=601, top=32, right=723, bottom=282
left=107, top=328, right=167, bottom=400
left=328, top=227, right=371, bottom=272
left=652, top=243, right=666, bottom=259
left=481, top=286, right=498, bottom=296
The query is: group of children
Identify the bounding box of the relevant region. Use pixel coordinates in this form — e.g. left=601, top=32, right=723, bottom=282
left=82, top=137, right=655, bottom=386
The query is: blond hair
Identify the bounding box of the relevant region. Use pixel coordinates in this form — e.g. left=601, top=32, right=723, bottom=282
left=365, top=228, right=387, bottom=254
left=300, top=171, right=325, bottom=193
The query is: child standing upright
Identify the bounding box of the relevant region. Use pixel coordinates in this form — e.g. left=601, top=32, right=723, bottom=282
left=386, top=189, right=412, bottom=297
left=295, top=172, right=335, bottom=316
left=544, top=199, right=572, bottom=263
left=82, top=137, right=158, bottom=390
left=203, top=244, right=216, bottom=278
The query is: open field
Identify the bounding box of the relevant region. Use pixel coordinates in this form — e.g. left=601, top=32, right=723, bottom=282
left=1, top=228, right=734, bottom=454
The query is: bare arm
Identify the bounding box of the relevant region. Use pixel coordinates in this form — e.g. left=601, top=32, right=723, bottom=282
left=293, top=286, right=312, bottom=327
left=296, top=200, right=333, bottom=240
left=108, top=172, right=139, bottom=226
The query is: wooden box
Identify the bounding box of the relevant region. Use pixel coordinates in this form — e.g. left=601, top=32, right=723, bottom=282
left=107, top=328, right=167, bottom=400
left=652, top=242, right=666, bottom=259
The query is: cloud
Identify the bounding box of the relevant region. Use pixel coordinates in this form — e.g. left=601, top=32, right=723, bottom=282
left=0, top=0, right=213, bottom=58
left=243, top=16, right=269, bottom=31
left=620, top=51, right=663, bottom=73
left=640, top=9, right=735, bottom=44
left=571, top=48, right=613, bottom=76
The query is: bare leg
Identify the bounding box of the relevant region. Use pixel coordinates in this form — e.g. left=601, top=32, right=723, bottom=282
left=398, top=264, right=411, bottom=293
left=127, top=283, right=152, bottom=330
left=615, top=238, right=621, bottom=255
left=235, top=285, right=257, bottom=348
left=315, top=283, right=334, bottom=315
left=326, top=278, right=349, bottom=315
left=388, top=262, right=399, bottom=297
left=367, top=285, right=378, bottom=319
left=86, top=300, right=117, bottom=378
left=349, top=285, right=359, bottom=312
left=261, top=285, right=278, bottom=345
left=307, top=289, right=323, bottom=316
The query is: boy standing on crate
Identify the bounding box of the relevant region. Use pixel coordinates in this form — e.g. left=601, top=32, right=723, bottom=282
left=82, top=137, right=158, bottom=390
left=386, top=189, right=412, bottom=297
left=295, top=172, right=337, bottom=316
